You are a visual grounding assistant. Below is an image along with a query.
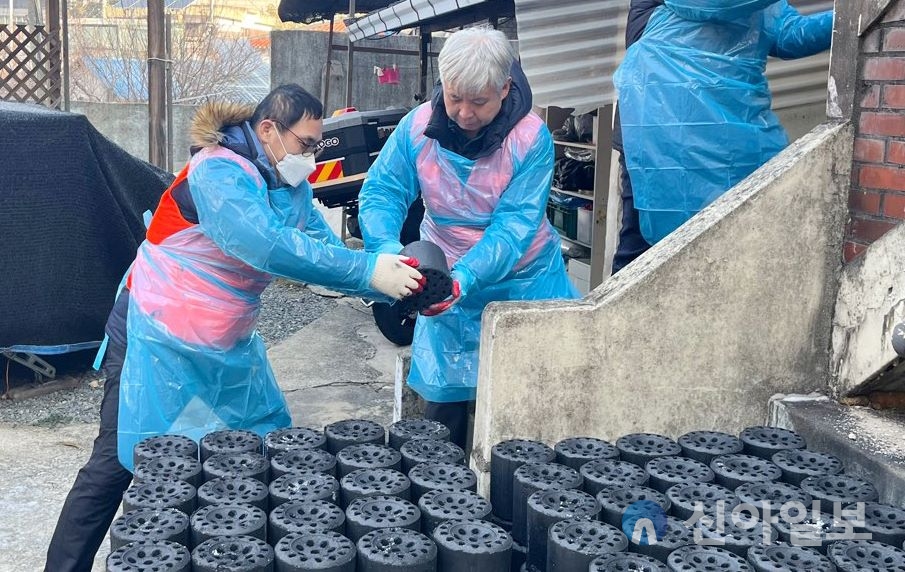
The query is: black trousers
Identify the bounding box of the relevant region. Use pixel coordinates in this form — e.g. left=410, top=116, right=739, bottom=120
left=45, top=341, right=133, bottom=572
left=612, top=153, right=651, bottom=274
left=423, top=400, right=471, bottom=450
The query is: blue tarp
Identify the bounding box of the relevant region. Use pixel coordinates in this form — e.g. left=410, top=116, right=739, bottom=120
left=0, top=102, right=170, bottom=354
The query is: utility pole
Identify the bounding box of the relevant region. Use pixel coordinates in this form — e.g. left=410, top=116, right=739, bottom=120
left=165, top=12, right=173, bottom=172
left=148, top=0, right=167, bottom=169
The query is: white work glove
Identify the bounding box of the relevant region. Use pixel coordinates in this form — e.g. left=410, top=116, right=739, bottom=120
left=369, top=254, right=424, bottom=300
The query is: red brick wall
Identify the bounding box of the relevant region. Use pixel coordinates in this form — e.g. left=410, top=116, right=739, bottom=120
left=846, top=2, right=905, bottom=262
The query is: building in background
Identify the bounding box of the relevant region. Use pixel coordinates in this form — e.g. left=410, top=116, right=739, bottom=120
left=67, top=0, right=312, bottom=104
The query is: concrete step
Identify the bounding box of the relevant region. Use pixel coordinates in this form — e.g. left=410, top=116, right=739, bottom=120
left=770, top=394, right=905, bottom=506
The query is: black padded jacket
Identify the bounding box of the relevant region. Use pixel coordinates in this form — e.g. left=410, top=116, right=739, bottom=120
left=613, top=0, right=665, bottom=152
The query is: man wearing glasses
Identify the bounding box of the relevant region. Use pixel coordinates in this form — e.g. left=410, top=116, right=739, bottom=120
left=45, top=84, right=422, bottom=571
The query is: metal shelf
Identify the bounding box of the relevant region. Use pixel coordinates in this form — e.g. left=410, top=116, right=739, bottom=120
left=553, top=140, right=597, bottom=151
left=543, top=104, right=616, bottom=290
left=555, top=229, right=592, bottom=249
left=551, top=186, right=594, bottom=201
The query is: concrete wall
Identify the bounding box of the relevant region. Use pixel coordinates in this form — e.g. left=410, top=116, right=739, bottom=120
left=71, top=101, right=196, bottom=169
left=470, top=122, right=853, bottom=491
left=67, top=54, right=823, bottom=173
left=271, top=31, right=444, bottom=116
left=831, top=223, right=905, bottom=396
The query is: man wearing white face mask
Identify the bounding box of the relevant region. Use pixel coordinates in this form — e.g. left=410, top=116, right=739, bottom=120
left=269, top=122, right=319, bottom=186
left=45, top=84, right=422, bottom=572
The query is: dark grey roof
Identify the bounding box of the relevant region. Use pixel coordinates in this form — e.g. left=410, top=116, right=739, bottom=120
left=278, top=0, right=398, bottom=24
left=346, top=0, right=514, bottom=41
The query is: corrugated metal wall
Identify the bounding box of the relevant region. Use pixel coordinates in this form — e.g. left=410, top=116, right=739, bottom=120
left=514, top=0, right=625, bottom=112
left=514, top=0, right=833, bottom=112
left=768, top=0, right=833, bottom=109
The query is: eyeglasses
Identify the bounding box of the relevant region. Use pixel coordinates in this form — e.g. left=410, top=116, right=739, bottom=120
left=273, top=120, right=323, bottom=157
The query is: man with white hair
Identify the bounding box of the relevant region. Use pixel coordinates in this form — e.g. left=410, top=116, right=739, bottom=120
left=359, top=27, right=578, bottom=448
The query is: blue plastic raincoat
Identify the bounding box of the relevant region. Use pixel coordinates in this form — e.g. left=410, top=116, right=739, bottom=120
left=613, top=0, right=833, bottom=244
left=359, top=67, right=579, bottom=403
left=117, top=103, right=385, bottom=470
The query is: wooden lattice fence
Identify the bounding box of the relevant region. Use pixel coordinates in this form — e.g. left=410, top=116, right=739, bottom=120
left=0, top=24, right=62, bottom=108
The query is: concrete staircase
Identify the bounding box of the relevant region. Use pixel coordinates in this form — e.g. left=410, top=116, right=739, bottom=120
left=466, top=119, right=905, bottom=502
left=771, top=394, right=905, bottom=504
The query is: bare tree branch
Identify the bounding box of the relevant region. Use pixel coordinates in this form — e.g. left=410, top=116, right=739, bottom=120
left=68, top=2, right=263, bottom=103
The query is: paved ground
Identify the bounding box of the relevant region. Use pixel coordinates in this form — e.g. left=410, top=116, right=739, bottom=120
left=0, top=297, right=402, bottom=572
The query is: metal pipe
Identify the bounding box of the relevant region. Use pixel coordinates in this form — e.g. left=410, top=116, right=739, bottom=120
left=322, top=16, right=334, bottom=110
left=418, top=29, right=431, bottom=103
left=344, top=0, right=355, bottom=108
left=61, top=0, right=69, bottom=110
left=328, top=43, right=439, bottom=57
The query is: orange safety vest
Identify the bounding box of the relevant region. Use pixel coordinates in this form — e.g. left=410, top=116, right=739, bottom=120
left=127, top=165, right=195, bottom=289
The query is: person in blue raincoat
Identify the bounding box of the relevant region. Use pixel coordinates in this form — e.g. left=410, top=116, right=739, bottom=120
left=45, top=84, right=423, bottom=572
left=358, top=27, right=579, bottom=449
left=613, top=0, right=834, bottom=245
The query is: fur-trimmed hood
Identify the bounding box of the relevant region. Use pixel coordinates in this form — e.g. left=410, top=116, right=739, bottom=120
left=190, top=101, right=255, bottom=148
left=188, top=101, right=283, bottom=189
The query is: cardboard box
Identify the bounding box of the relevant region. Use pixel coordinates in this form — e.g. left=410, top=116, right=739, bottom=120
left=568, top=257, right=591, bottom=296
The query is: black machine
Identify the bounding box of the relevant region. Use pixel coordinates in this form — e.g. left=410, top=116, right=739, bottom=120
left=309, top=108, right=425, bottom=346
left=310, top=108, right=406, bottom=209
